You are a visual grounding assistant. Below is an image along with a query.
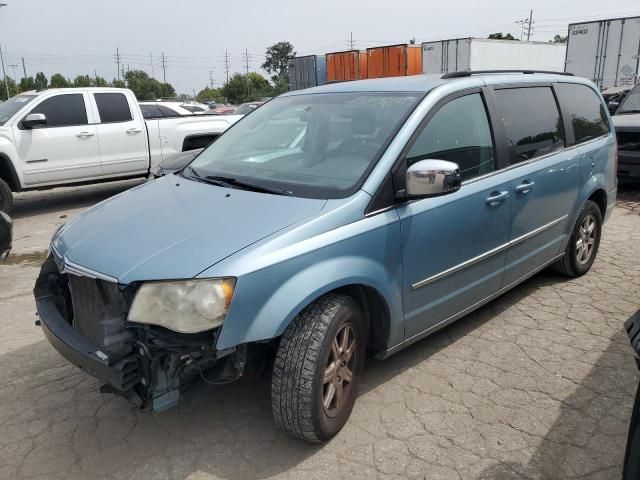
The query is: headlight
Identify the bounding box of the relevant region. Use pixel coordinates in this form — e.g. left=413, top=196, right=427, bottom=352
left=128, top=278, right=235, bottom=333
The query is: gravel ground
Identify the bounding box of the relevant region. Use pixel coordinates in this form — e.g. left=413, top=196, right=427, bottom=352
left=0, top=181, right=638, bottom=480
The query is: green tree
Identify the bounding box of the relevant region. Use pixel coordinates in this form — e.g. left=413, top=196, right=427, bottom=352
left=93, top=76, right=108, bottom=87
left=262, top=41, right=295, bottom=83
left=34, top=72, right=48, bottom=90
left=18, top=76, right=36, bottom=92
left=196, top=86, right=224, bottom=103
left=73, top=75, right=93, bottom=87
left=221, top=72, right=273, bottom=104
left=488, top=33, right=518, bottom=41
left=111, top=79, right=126, bottom=89
left=0, top=77, right=18, bottom=100
left=50, top=73, right=70, bottom=88
left=123, top=70, right=175, bottom=100
left=552, top=34, right=568, bottom=43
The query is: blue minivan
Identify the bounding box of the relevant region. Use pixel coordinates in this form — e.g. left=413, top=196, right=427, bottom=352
left=35, top=71, right=616, bottom=442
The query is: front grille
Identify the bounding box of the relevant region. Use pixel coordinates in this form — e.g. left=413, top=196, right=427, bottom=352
left=67, top=275, right=134, bottom=353
left=617, top=131, right=640, bottom=152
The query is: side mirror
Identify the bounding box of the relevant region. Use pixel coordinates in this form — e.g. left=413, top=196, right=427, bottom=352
left=405, top=159, right=462, bottom=198
left=608, top=101, right=620, bottom=115
left=22, top=113, right=47, bottom=129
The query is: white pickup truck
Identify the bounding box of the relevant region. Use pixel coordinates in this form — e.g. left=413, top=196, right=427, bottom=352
left=0, top=87, right=235, bottom=213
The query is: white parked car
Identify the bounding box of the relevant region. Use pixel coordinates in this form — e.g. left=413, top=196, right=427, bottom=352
left=0, top=88, right=235, bottom=213
left=139, top=101, right=192, bottom=118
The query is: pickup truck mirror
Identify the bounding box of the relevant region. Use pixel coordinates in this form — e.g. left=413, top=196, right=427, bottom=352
left=608, top=101, right=620, bottom=115
left=22, top=113, right=47, bottom=129
left=404, top=159, right=462, bottom=198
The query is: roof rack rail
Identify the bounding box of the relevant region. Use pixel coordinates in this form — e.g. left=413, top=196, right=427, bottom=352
left=441, top=69, right=574, bottom=79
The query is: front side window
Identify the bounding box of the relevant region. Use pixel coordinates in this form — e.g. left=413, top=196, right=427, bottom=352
left=0, top=95, right=37, bottom=126
left=614, top=84, right=640, bottom=115
left=493, top=87, right=565, bottom=164
left=29, top=94, right=88, bottom=127
left=94, top=93, right=132, bottom=123
left=555, top=83, right=610, bottom=144
left=188, top=92, right=420, bottom=198
left=406, top=93, right=495, bottom=181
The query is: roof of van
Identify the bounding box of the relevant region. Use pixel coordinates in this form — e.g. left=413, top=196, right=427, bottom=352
left=282, top=72, right=591, bottom=96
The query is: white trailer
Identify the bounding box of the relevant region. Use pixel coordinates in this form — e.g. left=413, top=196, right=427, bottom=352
left=565, top=16, right=640, bottom=90
left=422, top=38, right=567, bottom=75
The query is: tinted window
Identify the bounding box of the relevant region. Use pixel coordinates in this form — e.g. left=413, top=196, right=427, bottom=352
left=140, top=104, right=162, bottom=119
left=407, top=93, right=495, bottom=181
left=0, top=95, right=37, bottom=126
left=94, top=93, right=132, bottom=123
left=618, top=84, right=640, bottom=114
left=493, top=87, right=565, bottom=164
left=30, top=94, right=87, bottom=127
left=157, top=105, right=181, bottom=117
left=556, top=83, right=611, bottom=143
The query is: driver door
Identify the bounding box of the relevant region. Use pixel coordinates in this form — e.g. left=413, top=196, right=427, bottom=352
left=13, top=92, right=101, bottom=186
left=398, top=90, right=511, bottom=340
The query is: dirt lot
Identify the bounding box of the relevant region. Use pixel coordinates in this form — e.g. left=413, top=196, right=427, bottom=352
left=1, top=181, right=639, bottom=480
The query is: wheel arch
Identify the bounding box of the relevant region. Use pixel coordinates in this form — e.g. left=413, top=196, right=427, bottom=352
left=0, top=153, right=21, bottom=191
left=587, top=188, right=607, bottom=219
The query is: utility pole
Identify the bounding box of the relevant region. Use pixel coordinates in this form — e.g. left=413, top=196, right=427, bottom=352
left=114, top=47, right=121, bottom=81
left=224, top=50, right=230, bottom=84
left=149, top=52, right=155, bottom=78
left=349, top=32, right=354, bottom=50
left=161, top=52, right=167, bottom=83
left=209, top=70, right=214, bottom=89
left=8, top=63, right=17, bottom=84
left=526, top=9, right=534, bottom=41
left=21, top=56, right=26, bottom=78
left=121, top=64, right=126, bottom=84
left=244, top=48, right=251, bottom=98
left=0, top=2, right=9, bottom=100
left=515, top=19, right=526, bottom=41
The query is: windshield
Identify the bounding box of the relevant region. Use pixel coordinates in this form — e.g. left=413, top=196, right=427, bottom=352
left=618, top=85, right=640, bottom=114
left=187, top=92, right=420, bottom=198
left=0, top=95, right=37, bottom=126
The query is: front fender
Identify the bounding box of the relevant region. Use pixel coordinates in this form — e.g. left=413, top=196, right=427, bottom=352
left=0, top=133, right=24, bottom=189
left=214, top=211, right=404, bottom=351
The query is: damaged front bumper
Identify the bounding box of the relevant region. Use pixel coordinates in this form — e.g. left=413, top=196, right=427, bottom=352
left=34, top=256, right=247, bottom=411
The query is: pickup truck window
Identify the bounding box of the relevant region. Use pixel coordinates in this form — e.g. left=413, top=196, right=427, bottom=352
left=617, top=84, right=640, bottom=115
left=556, top=83, right=611, bottom=144
left=30, top=94, right=88, bottom=127
left=157, top=105, right=182, bottom=117
left=493, top=87, right=565, bottom=165
left=0, top=95, right=37, bottom=126
left=187, top=92, right=420, bottom=199
left=94, top=93, right=133, bottom=123
left=140, top=104, right=162, bottom=119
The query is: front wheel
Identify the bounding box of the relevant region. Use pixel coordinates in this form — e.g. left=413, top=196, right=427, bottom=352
left=552, top=200, right=603, bottom=277
left=271, top=294, right=365, bottom=442
left=0, top=178, right=13, bottom=215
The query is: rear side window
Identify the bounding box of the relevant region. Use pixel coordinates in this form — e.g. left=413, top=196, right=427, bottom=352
left=407, top=93, right=495, bottom=181
left=493, top=87, right=565, bottom=164
left=555, top=83, right=610, bottom=144
left=94, top=93, right=132, bottom=123
left=29, top=94, right=88, bottom=127
left=140, top=104, right=162, bottom=119
left=157, top=105, right=181, bottom=117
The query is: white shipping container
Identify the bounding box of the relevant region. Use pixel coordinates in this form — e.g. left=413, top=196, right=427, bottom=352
left=422, top=38, right=567, bottom=75
left=565, top=16, right=640, bottom=90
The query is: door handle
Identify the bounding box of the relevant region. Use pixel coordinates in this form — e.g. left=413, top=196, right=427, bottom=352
left=126, top=128, right=143, bottom=134
left=486, top=191, right=509, bottom=207
left=515, top=180, right=535, bottom=194
left=76, top=131, right=95, bottom=138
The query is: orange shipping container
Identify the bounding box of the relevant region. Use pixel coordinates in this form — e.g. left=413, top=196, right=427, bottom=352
left=366, top=44, right=423, bottom=79
left=326, top=50, right=367, bottom=82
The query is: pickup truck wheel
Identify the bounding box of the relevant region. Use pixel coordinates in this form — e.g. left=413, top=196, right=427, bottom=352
left=271, top=293, right=365, bottom=442
left=552, top=200, right=602, bottom=277
left=0, top=178, right=13, bottom=215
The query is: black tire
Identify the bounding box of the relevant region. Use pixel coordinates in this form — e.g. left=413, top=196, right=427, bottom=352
left=271, top=293, right=366, bottom=442
left=552, top=200, right=602, bottom=277
left=0, top=178, right=13, bottom=215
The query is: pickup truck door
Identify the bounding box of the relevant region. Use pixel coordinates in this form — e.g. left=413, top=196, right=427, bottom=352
left=89, top=92, right=149, bottom=176
left=13, top=92, right=101, bottom=185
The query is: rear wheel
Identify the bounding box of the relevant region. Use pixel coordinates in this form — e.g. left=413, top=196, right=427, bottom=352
left=552, top=200, right=602, bottom=277
left=0, top=178, right=13, bottom=215
left=271, top=294, right=365, bottom=442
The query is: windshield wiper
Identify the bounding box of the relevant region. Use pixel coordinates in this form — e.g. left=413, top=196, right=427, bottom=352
left=203, top=175, right=293, bottom=196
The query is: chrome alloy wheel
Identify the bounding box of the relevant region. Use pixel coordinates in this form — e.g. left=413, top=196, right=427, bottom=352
left=576, top=214, right=597, bottom=266
left=322, top=323, right=357, bottom=418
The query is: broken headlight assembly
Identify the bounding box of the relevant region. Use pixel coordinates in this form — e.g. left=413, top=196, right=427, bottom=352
left=128, top=278, right=236, bottom=333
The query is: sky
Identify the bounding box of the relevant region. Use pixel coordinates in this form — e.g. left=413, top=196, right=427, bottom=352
left=0, top=0, right=639, bottom=94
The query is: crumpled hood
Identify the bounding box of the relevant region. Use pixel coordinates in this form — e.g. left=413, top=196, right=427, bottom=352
left=52, top=176, right=326, bottom=284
